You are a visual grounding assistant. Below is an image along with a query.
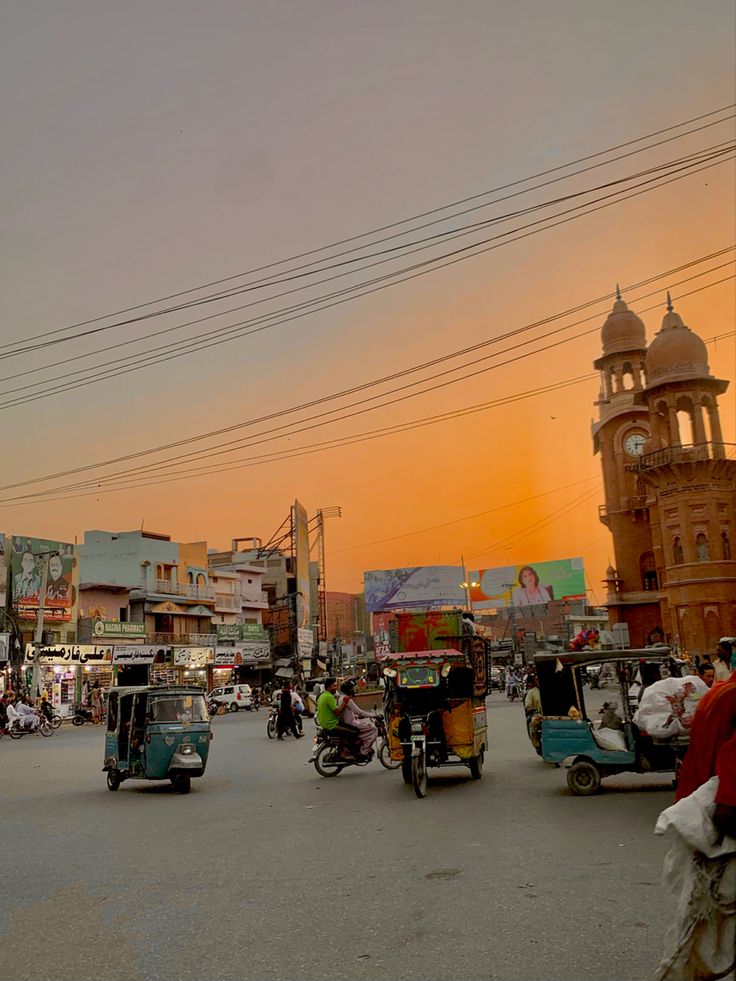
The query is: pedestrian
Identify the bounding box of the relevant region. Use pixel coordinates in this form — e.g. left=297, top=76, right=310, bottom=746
left=276, top=681, right=302, bottom=740
left=91, top=683, right=103, bottom=724
left=654, top=663, right=736, bottom=980
left=291, top=687, right=305, bottom=733
left=0, top=693, right=9, bottom=732
left=713, top=640, right=733, bottom=684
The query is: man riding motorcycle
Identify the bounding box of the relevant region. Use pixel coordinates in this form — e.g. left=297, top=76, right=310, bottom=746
left=316, top=678, right=361, bottom=758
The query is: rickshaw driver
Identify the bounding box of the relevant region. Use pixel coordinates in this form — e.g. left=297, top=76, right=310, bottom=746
left=316, top=678, right=361, bottom=758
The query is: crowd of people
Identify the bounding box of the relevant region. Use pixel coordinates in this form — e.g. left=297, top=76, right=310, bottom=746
left=0, top=692, right=43, bottom=733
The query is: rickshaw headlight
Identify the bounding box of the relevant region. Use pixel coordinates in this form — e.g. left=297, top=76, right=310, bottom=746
left=179, top=743, right=195, bottom=755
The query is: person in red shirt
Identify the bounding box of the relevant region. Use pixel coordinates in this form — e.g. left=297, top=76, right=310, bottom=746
left=676, top=669, right=736, bottom=839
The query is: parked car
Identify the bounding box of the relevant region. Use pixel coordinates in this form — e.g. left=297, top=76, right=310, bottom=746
left=207, top=684, right=253, bottom=712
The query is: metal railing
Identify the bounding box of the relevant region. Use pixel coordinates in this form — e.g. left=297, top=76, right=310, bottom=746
left=152, top=579, right=215, bottom=600
left=640, top=441, right=735, bottom=471
left=214, top=594, right=238, bottom=609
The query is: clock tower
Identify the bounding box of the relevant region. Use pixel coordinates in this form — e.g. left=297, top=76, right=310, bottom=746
left=592, top=291, right=662, bottom=645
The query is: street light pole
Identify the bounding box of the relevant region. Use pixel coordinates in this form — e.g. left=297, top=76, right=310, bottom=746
left=459, top=555, right=479, bottom=614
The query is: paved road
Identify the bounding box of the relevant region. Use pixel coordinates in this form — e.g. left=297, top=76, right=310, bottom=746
left=0, top=694, right=675, bottom=981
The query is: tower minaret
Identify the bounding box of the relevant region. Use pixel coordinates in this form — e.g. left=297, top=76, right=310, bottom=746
left=592, top=291, right=661, bottom=646
left=637, top=296, right=736, bottom=655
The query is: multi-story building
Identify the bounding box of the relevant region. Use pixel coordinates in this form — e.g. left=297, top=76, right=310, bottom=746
left=594, top=294, right=735, bottom=655
left=78, top=530, right=217, bottom=686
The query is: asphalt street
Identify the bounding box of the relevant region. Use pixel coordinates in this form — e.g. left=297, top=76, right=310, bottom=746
left=0, top=693, right=676, bottom=981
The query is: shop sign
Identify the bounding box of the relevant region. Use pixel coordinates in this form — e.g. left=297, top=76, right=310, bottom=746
left=216, top=624, right=241, bottom=641
left=112, top=645, right=169, bottom=665
left=93, top=620, right=146, bottom=638
left=241, top=623, right=267, bottom=640
left=0, top=632, right=10, bottom=663
left=241, top=640, right=271, bottom=661
left=297, top=627, right=314, bottom=658
left=173, top=647, right=214, bottom=667
left=25, top=644, right=113, bottom=665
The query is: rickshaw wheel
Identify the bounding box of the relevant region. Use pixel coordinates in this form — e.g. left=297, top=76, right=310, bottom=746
left=171, top=774, right=191, bottom=794
left=106, top=769, right=121, bottom=792
left=567, top=760, right=601, bottom=796
left=412, top=751, right=428, bottom=798
left=469, top=749, right=484, bottom=780
left=401, top=759, right=413, bottom=784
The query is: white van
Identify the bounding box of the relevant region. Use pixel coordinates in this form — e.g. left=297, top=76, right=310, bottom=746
left=208, top=684, right=253, bottom=712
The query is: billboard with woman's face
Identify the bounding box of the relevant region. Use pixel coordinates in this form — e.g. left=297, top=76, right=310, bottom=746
left=469, top=557, right=586, bottom=609
left=9, top=537, right=77, bottom=622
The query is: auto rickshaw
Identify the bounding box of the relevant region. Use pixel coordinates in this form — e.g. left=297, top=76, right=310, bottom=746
left=380, top=649, right=488, bottom=798
left=102, top=686, right=212, bottom=794
left=534, top=648, right=690, bottom=795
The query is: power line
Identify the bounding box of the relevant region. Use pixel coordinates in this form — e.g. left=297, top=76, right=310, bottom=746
left=8, top=268, right=733, bottom=497
left=4, top=140, right=731, bottom=376
left=1, top=253, right=732, bottom=497
left=1, top=148, right=732, bottom=411
left=3, top=102, right=732, bottom=354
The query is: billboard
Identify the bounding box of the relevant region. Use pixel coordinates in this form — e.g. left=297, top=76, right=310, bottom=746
left=10, top=536, right=77, bottom=622
left=469, top=557, right=586, bottom=609
left=364, top=566, right=465, bottom=613
left=293, top=500, right=311, bottom=630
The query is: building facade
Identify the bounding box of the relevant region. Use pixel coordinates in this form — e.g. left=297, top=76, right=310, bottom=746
left=594, top=294, right=735, bottom=655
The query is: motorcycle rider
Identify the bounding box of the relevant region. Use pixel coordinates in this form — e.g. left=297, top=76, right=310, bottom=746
left=18, top=696, right=40, bottom=731
left=337, top=680, right=378, bottom=758
left=316, top=678, right=360, bottom=758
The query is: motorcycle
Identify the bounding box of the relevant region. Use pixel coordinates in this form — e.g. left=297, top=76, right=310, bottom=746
left=72, top=704, right=101, bottom=726
left=310, top=726, right=374, bottom=776
left=8, top=716, right=53, bottom=739
left=375, top=715, right=400, bottom=770
left=507, top=680, right=521, bottom=702
left=266, top=705, right=299, bottom=739
left=40, top=704, right=62, bottom=730
left=207, top=699, right=227, bottom=717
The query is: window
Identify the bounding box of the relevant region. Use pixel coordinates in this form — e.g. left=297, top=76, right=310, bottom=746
left=188, top=571, right=194, bottom=585
left=696, top=533, right=710, bottom=562
left=197, top=574, right=206, bottom=589
left=673, top=537, right=684, bottom=565
left=722, top=531, right=731, bottom=560
left=621, top=362, right=634, bottom=391
left=119, top=607, right=128, bottom=622
left=640, top=552, right=658, bottom=591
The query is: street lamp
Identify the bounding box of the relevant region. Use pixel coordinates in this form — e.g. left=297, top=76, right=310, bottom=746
left=459, top=554, right=479, bottom=613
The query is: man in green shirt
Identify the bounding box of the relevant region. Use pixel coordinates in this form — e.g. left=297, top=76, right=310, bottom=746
left=316, top=678, right=360, bottom=756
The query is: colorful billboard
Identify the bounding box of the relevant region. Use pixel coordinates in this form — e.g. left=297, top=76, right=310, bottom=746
left=469, top=557, right=586, bottom=609
left=293, top=500, right=311, bottom=630
left=364, top=566, right=465, bottom=613
left=10, top=536, right=77, bottom=622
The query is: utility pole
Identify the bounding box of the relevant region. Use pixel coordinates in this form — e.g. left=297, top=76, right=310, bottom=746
left=311, top=507, right=341, bottom=650
left=459, top=555, right=479, bottom=614
left=30, top=549, right=58, bottom=697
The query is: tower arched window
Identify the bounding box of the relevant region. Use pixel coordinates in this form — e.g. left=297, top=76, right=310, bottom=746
left=695, top=533, right=710, bottom=562
left=722, top=531, right=731, bottom=560
left=676, top=399, right=694, bottom=446
left=188, top=571, right=194, bottom=585
left=621, top=362, right=634, bottom=391
left=640, top=551, right=658, bottom=591
left=673, top=537, right=684, bottom=565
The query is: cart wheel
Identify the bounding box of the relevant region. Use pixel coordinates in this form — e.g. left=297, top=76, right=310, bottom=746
left=313, top=742, right=343, bottom=777
left=412, top=750, right=428, bottom=798
left=171, top=774, right=191, bottom=794
left=567, top=760, right=601, bottom=796
left=107, top=769, right=121, bottom=792
left=378, top=739, right=400, bottom=771
left=469, top=749, right=484, bottom=780
left=401, top=758, right=413, bottom=784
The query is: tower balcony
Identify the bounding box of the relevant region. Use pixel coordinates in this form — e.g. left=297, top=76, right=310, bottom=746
left=639, top=441, right=735, bottom=471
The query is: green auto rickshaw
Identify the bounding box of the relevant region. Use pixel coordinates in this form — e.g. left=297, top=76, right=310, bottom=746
left=103, top=686, right=212, bottom=794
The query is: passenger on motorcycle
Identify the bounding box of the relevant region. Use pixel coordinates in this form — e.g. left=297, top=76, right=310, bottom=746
left=316, top=678, right=360, bottom=758
left=337, top=681, right=377, bottom=758
left=17, top=696, right=40, bottom=731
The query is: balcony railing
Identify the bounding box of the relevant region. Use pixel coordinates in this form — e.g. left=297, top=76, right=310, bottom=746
left=640, top=441, right=735, bottom=471
left=146, top=632, right=217, bottom=646
left=214, top=594, right=238, bottom=609
left=152, top=579, right=215, bottom=600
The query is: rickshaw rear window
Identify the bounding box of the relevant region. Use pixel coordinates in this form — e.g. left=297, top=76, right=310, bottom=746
left=398, top=666, right=439, bottom=687
left=150, top=695, right=208, bottom=723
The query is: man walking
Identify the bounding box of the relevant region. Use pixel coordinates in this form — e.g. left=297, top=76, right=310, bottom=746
left=277, top=681, right=302, bottom=740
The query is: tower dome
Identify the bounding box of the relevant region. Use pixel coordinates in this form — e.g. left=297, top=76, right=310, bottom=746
left=645, top=296, right=710, bottom=386
left=600, top=291, right=647, bottom=356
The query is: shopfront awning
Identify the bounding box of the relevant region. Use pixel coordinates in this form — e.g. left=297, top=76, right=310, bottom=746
left=274, top=666, right=295, bottom=679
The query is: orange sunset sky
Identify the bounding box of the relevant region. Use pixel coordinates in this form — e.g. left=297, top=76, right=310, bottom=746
left=0, top=2, right=734, bottom=603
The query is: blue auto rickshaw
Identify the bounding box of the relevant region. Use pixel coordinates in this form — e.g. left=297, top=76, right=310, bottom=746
left=103, top=686, right=212, bottom=794
left=534, top=648, right=688, bottom=795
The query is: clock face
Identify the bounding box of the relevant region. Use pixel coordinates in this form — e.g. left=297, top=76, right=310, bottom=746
left=624, top=432, right=647, bottom=457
